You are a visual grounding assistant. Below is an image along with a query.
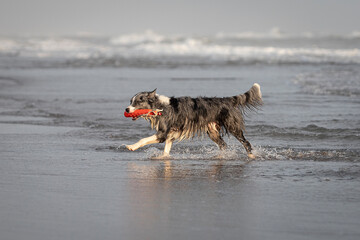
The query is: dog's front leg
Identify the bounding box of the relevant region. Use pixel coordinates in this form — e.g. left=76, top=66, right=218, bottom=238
left=126, top=134, right=159, bottom=151
left=161, top=138, right=173, bottom=158
left=152, top=131, right=180, bottom=159
left=150, top=139, right=173, bottom=160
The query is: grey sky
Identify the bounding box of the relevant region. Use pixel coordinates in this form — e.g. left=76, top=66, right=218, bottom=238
left=1, top=0, right=359, bottom=36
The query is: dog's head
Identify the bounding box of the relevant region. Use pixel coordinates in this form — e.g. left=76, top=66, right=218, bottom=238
left=125, top=89, right=157, bottom=113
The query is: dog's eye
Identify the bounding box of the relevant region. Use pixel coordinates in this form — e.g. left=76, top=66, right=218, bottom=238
left=139, top=96, right=144, bottom=101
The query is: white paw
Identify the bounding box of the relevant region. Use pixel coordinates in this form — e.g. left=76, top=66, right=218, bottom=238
left=126, top=145, right=138, bottom=151
left=151, top=154, right=173, bottom=160
left=247, top=153, right=256, bottom=159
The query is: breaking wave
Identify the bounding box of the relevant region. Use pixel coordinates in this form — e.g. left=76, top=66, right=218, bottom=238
left=1, top=30, right=360, bottom=68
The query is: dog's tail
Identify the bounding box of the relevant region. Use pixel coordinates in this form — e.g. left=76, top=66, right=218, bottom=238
left=234, top=83, right=263, bottom=110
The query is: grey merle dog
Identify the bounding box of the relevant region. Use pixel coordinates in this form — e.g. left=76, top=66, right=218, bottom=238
left=125, top=83, right=262, bottom=159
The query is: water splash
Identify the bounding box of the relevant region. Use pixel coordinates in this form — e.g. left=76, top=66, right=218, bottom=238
left=142, top=145, right=359, bottom=162
left=144, top=145, right=244, bottom=160
left=253, top=146, right=359, bottom=162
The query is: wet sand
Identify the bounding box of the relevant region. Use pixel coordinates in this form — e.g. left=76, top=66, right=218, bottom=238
left=1, top=117, right=359, bottom=240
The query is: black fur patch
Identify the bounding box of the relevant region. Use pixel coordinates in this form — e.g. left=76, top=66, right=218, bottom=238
left=244, top=92, right=250, bottom=102
left=170, top=97, right=179, bottom=113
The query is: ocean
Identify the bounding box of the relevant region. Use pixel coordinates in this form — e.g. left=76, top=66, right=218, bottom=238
left=0, top=31, right=359, bottom=239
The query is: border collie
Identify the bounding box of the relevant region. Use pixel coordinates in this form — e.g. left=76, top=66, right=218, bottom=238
left=125, top=83, right=262, bottom=159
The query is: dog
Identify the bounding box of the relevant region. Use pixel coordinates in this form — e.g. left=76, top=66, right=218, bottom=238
left=125, top=83, right=262, bottom=159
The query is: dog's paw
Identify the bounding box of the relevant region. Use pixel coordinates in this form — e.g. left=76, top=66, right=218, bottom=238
left=126, top=145, right=137, bottom=151
left=247, top=153, right=256, bottom=159
left=151, top=154, right=173, bottom=160
left=212, top=154, right=226, bottom=160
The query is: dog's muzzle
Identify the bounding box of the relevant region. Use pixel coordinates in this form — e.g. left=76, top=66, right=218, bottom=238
left=125, top=106, right=136, bottom=113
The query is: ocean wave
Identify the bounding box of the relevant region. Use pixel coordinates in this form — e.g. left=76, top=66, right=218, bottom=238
left=134, top=43, right=360, bottom=64
left=109, top=30, right=167, bottom=45
left=1, top=32, right=360, bottom=68
left=216, top=29, right=360, bottom=40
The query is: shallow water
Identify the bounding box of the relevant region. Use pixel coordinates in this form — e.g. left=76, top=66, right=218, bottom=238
left=1, top=33, right=360, bottom=239
left=1, top=66, right=359, bottom=160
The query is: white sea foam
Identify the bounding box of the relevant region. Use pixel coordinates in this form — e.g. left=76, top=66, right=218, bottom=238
left=134, top=41, right=360, bottom=64
left=1, top=31, right=360, bottom=67
left=216, top=29, right=360, bottom=40
left=216, top=27, right=285, bottom=39
left=0, top=39, right=18, bottom=52
left=109, top=30, right=166, bottom=45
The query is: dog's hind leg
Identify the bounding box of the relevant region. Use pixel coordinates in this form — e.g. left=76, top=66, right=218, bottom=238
left=232, top=130, right=255, bottom=159
left=126, top=134, right=160, bottom=151
left=207, top=122, right=227, bottom=150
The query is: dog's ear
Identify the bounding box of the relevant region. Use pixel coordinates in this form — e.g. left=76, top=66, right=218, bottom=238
left=148, top=88, right=157, bottom=98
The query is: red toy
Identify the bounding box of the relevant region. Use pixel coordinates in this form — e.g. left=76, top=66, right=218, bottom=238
left=124, top=109, right=162, bottom=120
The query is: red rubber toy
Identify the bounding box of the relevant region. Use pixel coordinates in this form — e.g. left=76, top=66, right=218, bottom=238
left=124, top=109, right=162, bottom=119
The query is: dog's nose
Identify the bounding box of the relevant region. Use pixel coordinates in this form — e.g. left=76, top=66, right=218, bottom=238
left=125, top=108, right=130, bottom=113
